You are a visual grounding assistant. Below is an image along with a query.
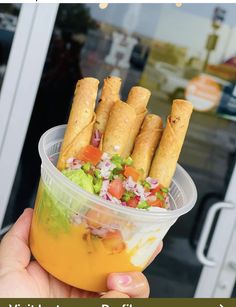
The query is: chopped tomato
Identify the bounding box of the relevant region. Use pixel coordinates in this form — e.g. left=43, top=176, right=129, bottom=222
left=150, top=184, right=164, bottom=195
left=147, top=198, right=164, bottom=208
left=108, top=178, right=125, bottom=200
left=102, top=230, right=126, bottom=253
left=77, top=145, right=102, bottom=165
left=124, top=166, right=140, bottom=182
left=127, top=197, right=139, bottom=208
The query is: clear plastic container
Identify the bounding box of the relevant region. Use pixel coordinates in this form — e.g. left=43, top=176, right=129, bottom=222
left=30, top=125, right=197, bottom=292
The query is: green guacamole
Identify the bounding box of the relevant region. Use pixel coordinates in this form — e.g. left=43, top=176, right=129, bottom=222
left=62, top=169, right=94, bottom=194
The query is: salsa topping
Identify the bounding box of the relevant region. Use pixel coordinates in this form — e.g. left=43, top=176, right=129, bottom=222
left=65, top=145, right=170, bottom=210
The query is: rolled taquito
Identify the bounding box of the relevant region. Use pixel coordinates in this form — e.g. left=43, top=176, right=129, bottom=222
left=101, top=100, right=136, bottom=157
left=123, top=86, right=151, bottom=157
left=57, top=77, right=99, bottom=170
left=93, top=76, right=121, bottom=136
left=131, top=114, right=163, bottom=179
left=149, top=99, right=193, bottom=188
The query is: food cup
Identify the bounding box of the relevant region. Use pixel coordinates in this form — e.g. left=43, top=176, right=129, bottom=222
left=30, top=125, right=197, bottom=292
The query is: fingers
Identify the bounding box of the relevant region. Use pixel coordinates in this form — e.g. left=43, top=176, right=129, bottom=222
left=107, top=272, right=150, bottom=298
left=104, top=241, right=163, bottom=298
left=103, top=242, right=163, bottom=298
left=101, top=290, right=130, bottom=298
left=0, top=208, right=33, bottom=274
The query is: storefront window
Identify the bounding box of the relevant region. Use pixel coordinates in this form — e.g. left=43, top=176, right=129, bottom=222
left=4, top=3, right=236, bottom=297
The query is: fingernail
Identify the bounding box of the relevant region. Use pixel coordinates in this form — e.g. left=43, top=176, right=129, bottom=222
left=116, top=274, right=132, bottom=286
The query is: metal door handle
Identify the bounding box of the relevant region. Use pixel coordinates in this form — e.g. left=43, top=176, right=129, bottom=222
left=196, top=201, right=234, bottom=267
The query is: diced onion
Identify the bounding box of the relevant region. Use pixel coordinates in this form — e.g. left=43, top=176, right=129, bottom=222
left=146, top=177, right=159, bottom=189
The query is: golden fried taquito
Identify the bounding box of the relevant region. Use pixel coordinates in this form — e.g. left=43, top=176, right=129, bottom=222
left=149, top=99, right=193, bottom=187
left=101, top=100, right=136, bottom=157
left=57, top=77, right=99, bottom=170
left=131, top=114, right=163, bottom=179
left=123, top=86, right=151, bottom=157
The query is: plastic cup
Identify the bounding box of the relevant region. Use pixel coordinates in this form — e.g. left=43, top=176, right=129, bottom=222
left=30, top=125, right=197, bottom=292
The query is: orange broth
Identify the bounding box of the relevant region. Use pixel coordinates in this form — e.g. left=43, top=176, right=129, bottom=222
left=30, top=181, right=140, bottom=292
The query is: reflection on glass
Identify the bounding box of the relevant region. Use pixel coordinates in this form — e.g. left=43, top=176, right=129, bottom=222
left=0, top=4, right=20, bottom=92
left=5, top=3, right=236, bottom=297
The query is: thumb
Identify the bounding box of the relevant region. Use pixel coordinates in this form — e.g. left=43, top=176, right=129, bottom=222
left=107, top=272, right=150, bottom=298
left=0, top=208, right=33, bottom=274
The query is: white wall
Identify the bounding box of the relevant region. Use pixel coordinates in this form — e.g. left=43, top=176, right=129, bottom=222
left=181, top=3, right=236, bottom=27
left=154, top=5, right=234, bottom=64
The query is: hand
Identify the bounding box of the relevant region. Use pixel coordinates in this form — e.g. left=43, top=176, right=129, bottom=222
left=0, top=208, right=162, bottom=298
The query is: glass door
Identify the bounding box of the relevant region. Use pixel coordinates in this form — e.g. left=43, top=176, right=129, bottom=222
left=0, top=3, right=58, bottom=226
left=195, top=163, right=236, bottom=297
left=1, top=3, right=236, bottom=297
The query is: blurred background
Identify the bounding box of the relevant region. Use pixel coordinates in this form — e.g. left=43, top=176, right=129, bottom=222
left=0, top=3, right=236, bottom=298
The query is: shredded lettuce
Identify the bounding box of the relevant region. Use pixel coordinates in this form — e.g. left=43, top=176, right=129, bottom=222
left=34, top=181, right=71, bottom=236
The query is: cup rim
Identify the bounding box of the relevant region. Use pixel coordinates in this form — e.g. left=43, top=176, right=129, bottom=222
left=39, top=125, right=198, bottom=220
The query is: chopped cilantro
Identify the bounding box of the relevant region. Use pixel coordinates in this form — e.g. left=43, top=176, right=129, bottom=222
left=143, top=180, right=151, bottom=189
left=137, top=200, right=150, bottom=209
left=112, top=168, right=122, bottom=175
left=161, top=187, right=169, bottom=193
left=93, top=178, right=103, bottom=194
left=156, top=192, right=164, bottom=200
left=109, top=173, right=114, bottom=180
left=94, top=169, right=102, bottom=179
left=122, top=191, right=135, bottom=202
left=118, top=173, right=125, bottom=181
left=124, top=157, right=133, bottom=166
left=111, top=154, right=123, bottom=169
